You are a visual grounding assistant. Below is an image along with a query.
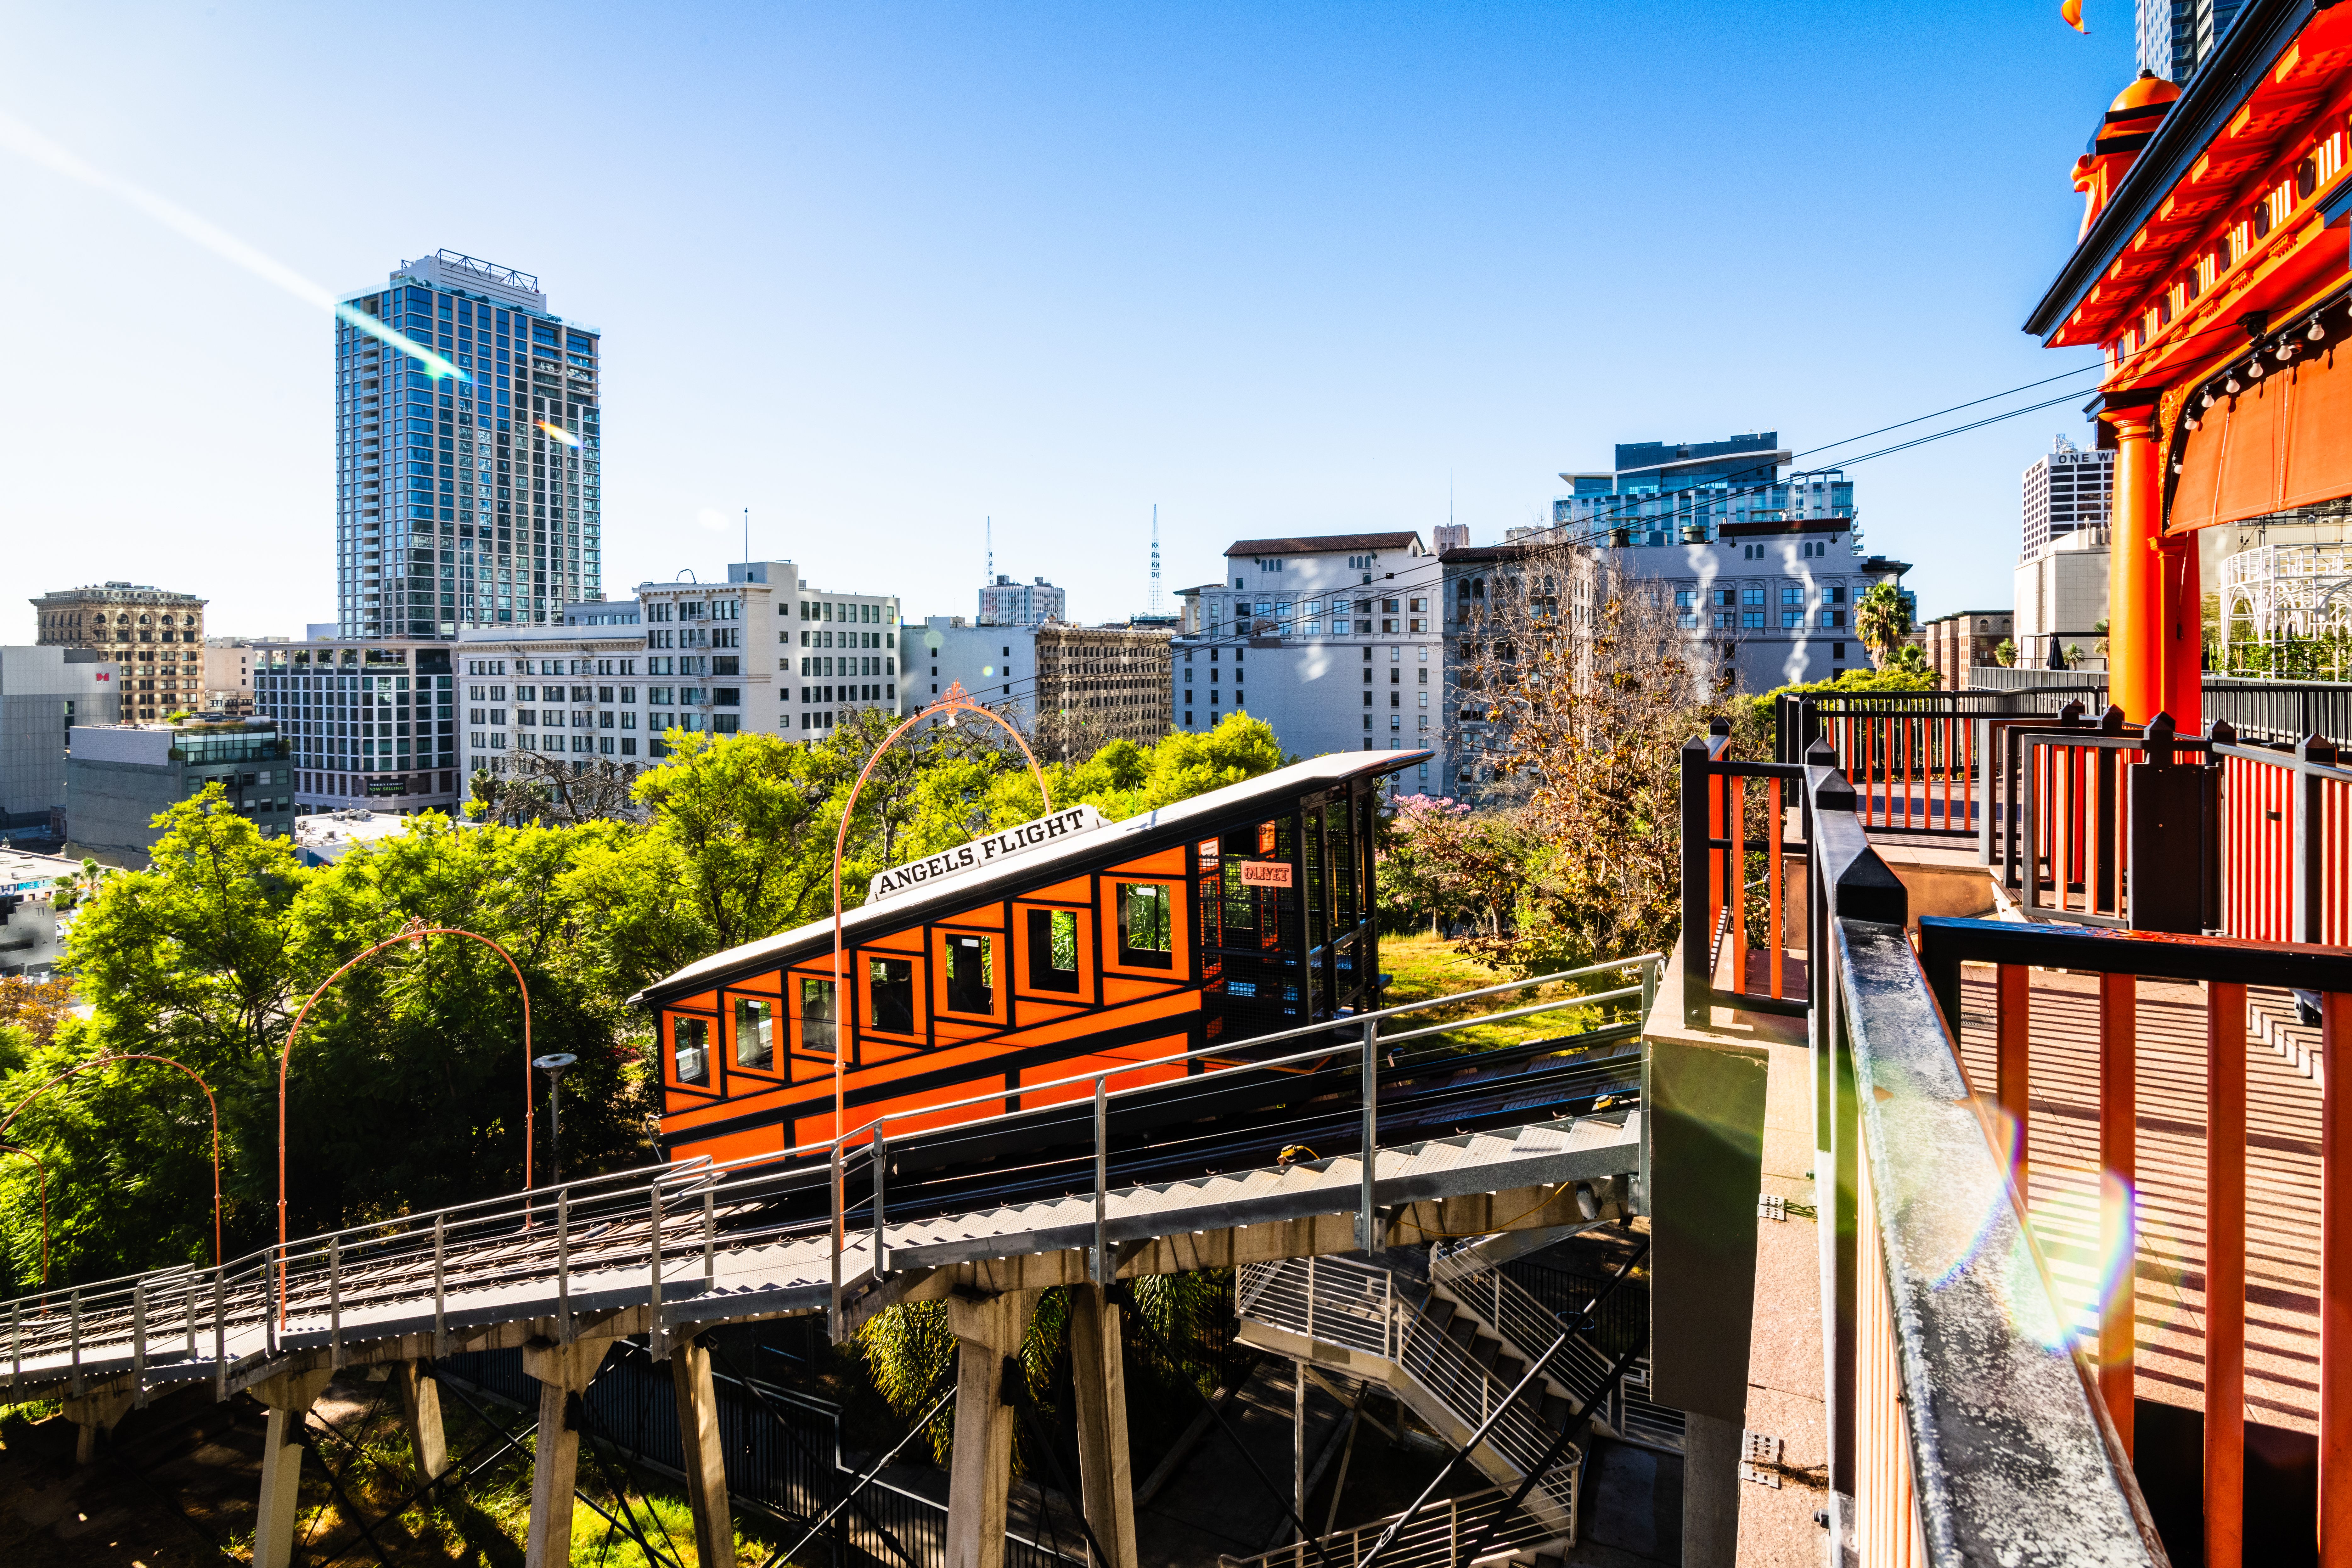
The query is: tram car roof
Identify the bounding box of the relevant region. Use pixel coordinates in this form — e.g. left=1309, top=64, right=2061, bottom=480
left=634, top=747, right=1429, bottom=1009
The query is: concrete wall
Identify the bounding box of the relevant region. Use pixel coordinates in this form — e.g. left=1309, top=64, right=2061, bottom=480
left=0, top=649, right=118, bottom=818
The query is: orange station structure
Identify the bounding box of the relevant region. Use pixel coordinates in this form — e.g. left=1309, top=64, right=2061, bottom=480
left=2029, top=2, right=2352, bottom=723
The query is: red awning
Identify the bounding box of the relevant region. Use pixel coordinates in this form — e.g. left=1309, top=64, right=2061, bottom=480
left=2171, top=345, right=2352, bottom=532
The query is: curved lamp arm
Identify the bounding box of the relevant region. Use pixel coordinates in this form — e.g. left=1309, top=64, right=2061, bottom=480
left=0, top=1052, right=223, bottom=1268
left=277, top=921, right=534, bottom=1324
left=828, top=683, right=1051, bottom=1144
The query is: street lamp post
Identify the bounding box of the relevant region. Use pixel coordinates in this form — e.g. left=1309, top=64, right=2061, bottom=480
left=824, top=683, right=1052, bottom=1329
left=533, top=1052, right=579, bottom=1186
left=277, top=920, right=534, bottom=1324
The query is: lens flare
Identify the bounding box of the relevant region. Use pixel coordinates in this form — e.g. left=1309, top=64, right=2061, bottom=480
left=0, top=110, right=463, bottom=382
left=539, top=420, right=581, bottom=447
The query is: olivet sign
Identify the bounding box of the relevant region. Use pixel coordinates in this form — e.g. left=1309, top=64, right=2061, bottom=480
left=1238, top=860, right=1293, bottom=888
left=868, top=804, right=1111, bottom=903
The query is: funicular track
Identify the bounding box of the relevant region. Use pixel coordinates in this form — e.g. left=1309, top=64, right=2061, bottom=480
left=0, top=960, right=1657, bottom=1416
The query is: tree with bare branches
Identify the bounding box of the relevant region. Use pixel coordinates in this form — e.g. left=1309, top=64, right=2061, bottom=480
left=1446, top=537, right=1734, bottom=972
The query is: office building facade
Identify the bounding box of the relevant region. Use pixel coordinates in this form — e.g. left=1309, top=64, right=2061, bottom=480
left=336, top=250, right=599, bottom=641
left=0, top=647, right=118, bottom=828
left=29, top=582, right=208, bottom=722
left=1034, top=624, right=1173, bottom=759
left=1169, top=532, right=1443, bottom=793
left=2139, top=0, right=2245, bottom=83
left=1552, top=434, right=1857, bottom=548
left=918, top=620, right=1036, bottom=730
left=977, top=575, right=1066, bottom=627
left=248, top=639, right=460, bottom=816
left=452, top=562, right=904, bottom=794
left=66, top=718, right=294, bottom=862
left=2021, top=435, right=2116, bottom=558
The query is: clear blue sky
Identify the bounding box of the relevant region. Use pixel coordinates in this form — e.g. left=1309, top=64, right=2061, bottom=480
left=0, top=1, right=2143, bottom=639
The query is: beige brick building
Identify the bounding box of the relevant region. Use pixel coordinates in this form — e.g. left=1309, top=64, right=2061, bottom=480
left=1033, top=624, right=1173, bottom=762
left=1918, top=609, right=2013, bottom=689
left=30, top=583, right=208, bottom=723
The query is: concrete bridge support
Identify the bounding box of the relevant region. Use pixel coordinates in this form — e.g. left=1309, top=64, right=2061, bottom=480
left=1068, top=1283, right=1139, bottom=1568
left=61, top=1381, right=136, bottom=1466
left=946, top=1288, right=1038, bottom=1568
left=671, top=1336, right=735, bottom=1568
left=522, top=1336, right=616, bottom=1568
left=390, top=1361, right=450, bottom=1488
left=252, top=1367, right=335, bottom=1568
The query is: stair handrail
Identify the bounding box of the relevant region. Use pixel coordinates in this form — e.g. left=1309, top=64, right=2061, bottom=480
left=1357, top=1315, right=1585, bottom=1568
left=1238, top=1254, right=1569, bottom=1500
left=1221, top=1482, right=1568, bottom=1568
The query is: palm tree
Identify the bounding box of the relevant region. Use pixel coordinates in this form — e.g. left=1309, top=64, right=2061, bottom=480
left=1855, top=583, right=1913, bottom=669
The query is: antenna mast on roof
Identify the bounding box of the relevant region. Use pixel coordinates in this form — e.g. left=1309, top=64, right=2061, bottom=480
left=1149, top=504, right=1164, bottom=616
left=986, top=516, right=993, bottom=584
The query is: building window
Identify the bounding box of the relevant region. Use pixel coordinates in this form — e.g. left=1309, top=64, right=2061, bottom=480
left=734, top=997, right=775, bottom=1070
left=1028, top=908, right=1081, bottom=992
left=869, top=958, right=916, bottom=1033
left=673, top=1016, right=710, bottom=1087
left=799, top=977, right=836, bottom=1055
left=946, top=934, right=996, bottom=1015
left=1118, top=884, right=1174, bottom=969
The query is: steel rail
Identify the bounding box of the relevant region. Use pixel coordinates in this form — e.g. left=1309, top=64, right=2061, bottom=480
left=0, top=958, right=1660, bottom=1388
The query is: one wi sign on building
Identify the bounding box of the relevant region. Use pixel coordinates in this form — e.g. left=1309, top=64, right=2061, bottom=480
left=1239, top=860, right=1293, bottom=887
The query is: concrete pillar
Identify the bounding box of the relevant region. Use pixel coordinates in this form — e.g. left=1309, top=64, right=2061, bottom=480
left=252, top=1368, right=335, bottom=1568
left=390, top=1362, right=449, bottom=1488
left=522, top=1337, right=614, bottom=1568
left=1067, top=1284, right=1139, bottom=1568
left=1680, top=1409, right=1742, bottom=1568
left=60, top=1383, right=137, bottom=1466
left=945, top=1290, right=1037, bottom=1568
left=671, top=1337, right=735, bottom=1568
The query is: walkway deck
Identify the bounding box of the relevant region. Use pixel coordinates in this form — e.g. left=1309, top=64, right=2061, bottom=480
left=1950, top=968, right=2323, bottom=1436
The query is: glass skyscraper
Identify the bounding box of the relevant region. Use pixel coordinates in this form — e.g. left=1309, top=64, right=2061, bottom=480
left=2137, top=0, right=2244, bottom=85
left=335, top=250, right=601, bottom=639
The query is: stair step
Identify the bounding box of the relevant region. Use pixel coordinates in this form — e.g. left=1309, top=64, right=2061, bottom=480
left=1541, top=1393, right=1571, bottom=1432
left=1446, top=1315, right=1478, bottom=1350
left=1425, top=1298, right=1459, bottom=1335
left=1472, top=1336, right=1502, bottom=1372
left=1494, top=1355, right=1526, bottom=1387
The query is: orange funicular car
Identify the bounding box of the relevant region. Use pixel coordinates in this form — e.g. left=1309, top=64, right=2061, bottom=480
left=636, top=750, right=1423, bottom=1168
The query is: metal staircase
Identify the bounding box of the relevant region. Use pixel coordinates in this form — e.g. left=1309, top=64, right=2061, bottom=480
left=1233, top=1237, right=1656, bottom=1550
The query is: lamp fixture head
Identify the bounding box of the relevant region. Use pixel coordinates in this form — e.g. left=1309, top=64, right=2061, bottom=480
left=2204, top=389, right=2218, bottom=407
left=2185, top=414, right=2200, bottom=430
left=2313, top=314, right=2329, bottom=342
left=2248, top=356, right=2266, bottom=379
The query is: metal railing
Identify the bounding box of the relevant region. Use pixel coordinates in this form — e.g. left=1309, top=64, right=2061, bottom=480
left=1221, top=1484, right=1567, bottom=1568
left=1679, top=723, right=1808, bottom=1023
left=1805, top=750, right=2163, bottom=1565
left=1236, top=1254, right=1579, bottom=1526
left=1775, top=688, right=2107, bottom=838
left=1907, top=915, right=2352, bottom=1568
left=0, top=954, right=1663, bottom=1401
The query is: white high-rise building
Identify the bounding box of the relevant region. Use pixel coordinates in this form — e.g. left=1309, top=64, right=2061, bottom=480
left=335, top=250, right=601, bottom=641
left=1170, top=532, right=1444, bottom=792
left=978, top=576, right=1066, bottom=627
left=2021, top=434, right=2115, bottom=559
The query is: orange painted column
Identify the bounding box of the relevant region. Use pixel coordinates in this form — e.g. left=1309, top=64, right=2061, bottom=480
left=2103, top=402, right=2163, bottom=722
left=2159, top=530, right=2204, bottom=732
